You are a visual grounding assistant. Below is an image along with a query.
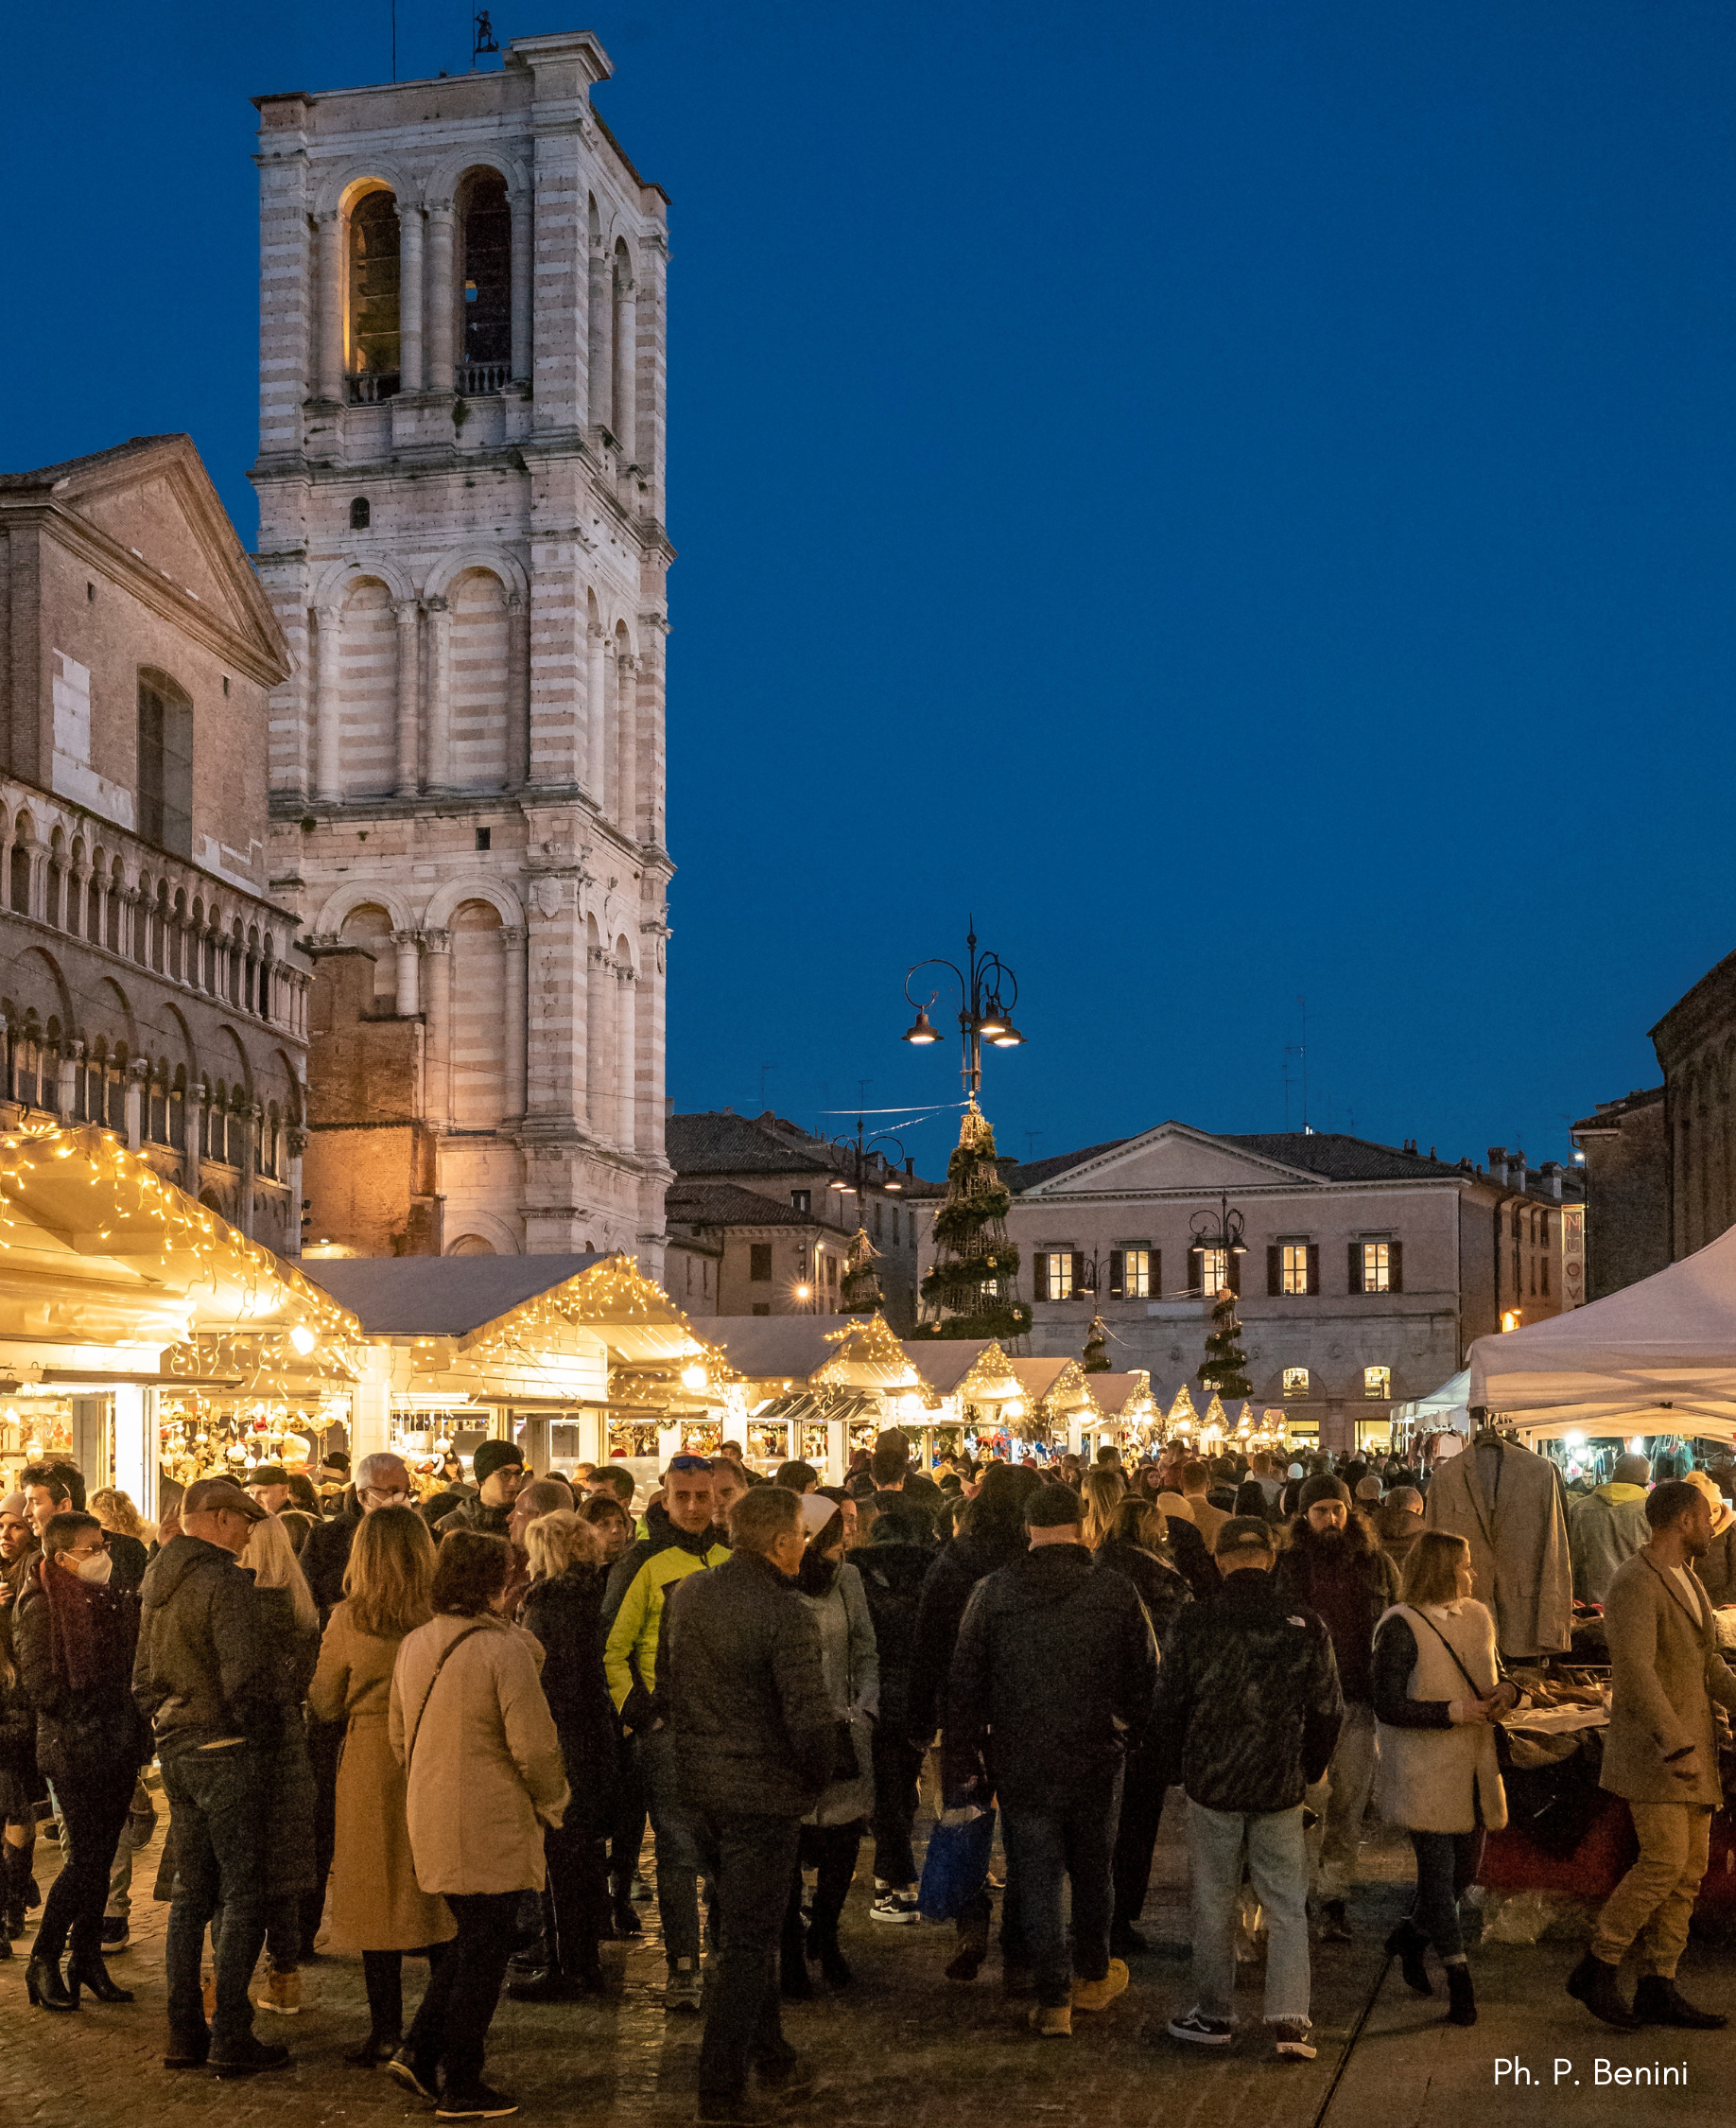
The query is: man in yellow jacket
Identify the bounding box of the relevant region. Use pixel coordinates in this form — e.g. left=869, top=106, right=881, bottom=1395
left=603, top=1455, right=730, bottom=2014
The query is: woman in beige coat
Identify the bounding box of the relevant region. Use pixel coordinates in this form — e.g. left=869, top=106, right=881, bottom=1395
left=387, top=1530, right=568, bottom=2119
left=307, top=1505, right=454, bottom=2066
left=1372, top=1530, right=1516, bottom=2031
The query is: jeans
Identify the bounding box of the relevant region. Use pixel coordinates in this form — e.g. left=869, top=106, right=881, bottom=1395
left=1592, top=1803, right=1714, bottom=1978
left=999, top=1770, right=1122, bottom=2009
left=403, top=1891, right=519, bottom=2092
left=1187, top=1799, right=1311, bottom=2027
left=636, top=1727, right=703, bottom=1968
left=1304, top=1700, right=1378, bottom=1901
left=870, top=1733, right=924, bottom=1887
left=103, top=1778, right=155, bottom=1920
left=1410, top=1830, right=1484, bottom=1962
left=1111, top=1742, right=1167, bottom=1937
left=161, top=1743, right=269, bottom=2050
left=33, top=1766, right=137, bottom=1966
left=688, top=1808, right=802, bottom=2103
left=364, top=1941, right=451, bottom=2040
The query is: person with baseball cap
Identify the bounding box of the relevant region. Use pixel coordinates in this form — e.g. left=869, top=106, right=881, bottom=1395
left=1154, top=1516, right=1343, bottom=2060
left=132, top=1478, right=285, bottom=2076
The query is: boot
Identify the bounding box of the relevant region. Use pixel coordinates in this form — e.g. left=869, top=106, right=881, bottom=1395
left=1445, top=1962, right=1476, bottom=2027
left=67, top=1946, right=134, bottom=2003
left=611, top=1891, right=643, bottom=1939
left=945, top=1905, right=991, bottom=1983
left=508, top=1965, right=582, bottom=2002
left=1567, top=1952, right=1639, bottom=2031
left=25, top=1953, right=79, bottom=2012
left=1632, top=1975, right=1728, bottom=2030
left=808, top=1915, right=852, bottom=1989
left=1385, top=1917, right=1432, bottom=1997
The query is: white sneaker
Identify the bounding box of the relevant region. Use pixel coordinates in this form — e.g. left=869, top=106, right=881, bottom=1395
left=665, top=1961, right=703, bottom=2014
left=870, top=1893, right=920, bottom=1926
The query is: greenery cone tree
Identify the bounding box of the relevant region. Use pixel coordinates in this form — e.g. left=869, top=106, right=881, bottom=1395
left=911, top=1105, right=1030, bottom=1342
left=840, top=1228, right=882, bottom=1316
left=1198, top=1285, right=1253, bottom=1399
left=1082, top=1314, right=1110, bottom=1373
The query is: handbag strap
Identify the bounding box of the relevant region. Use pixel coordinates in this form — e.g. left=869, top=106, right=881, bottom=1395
left=403, top=1621, right=489, bottom=1773
left=1403, top=1605, right=1491, bottom=1701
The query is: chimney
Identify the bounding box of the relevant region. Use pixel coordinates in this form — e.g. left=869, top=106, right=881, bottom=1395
left=665, top=1095, right=674, bottom=1117
left=1536, top=1160, right=1563, bottom=1200
left=1487, top=1146, right=1508, bottom=1187
left=1511, top=1149, right=1528, bottom=1193
left=905, top=1157, right=914, bottom=1175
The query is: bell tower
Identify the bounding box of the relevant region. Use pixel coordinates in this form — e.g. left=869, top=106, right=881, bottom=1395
left=250, top=32, right=673, bottom=1265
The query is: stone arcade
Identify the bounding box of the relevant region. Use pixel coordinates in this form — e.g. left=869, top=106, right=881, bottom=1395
left=252, top=30, right=673, bottom=1265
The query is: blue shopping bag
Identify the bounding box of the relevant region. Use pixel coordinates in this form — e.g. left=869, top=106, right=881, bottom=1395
left=917, top=1805, right=996, bottom=1924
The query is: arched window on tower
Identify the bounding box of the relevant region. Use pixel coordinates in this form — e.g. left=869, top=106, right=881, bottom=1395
left=350, top=497, right=372, bottom=530
left=348, top=191, right=402, bottom=403
left=460, top=171, right=512, bottom=394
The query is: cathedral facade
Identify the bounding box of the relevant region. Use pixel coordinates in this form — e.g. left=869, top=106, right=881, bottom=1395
left=251, top=31, right=672, bottom=1265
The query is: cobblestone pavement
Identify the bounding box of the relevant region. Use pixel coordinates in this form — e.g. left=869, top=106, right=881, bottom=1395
left=0, top=1793, right=1729, bottom=2128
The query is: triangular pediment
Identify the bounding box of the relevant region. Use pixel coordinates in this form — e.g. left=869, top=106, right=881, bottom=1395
left=1019, top=1121, right=1326, bottom=1197
left=50, top=438, right=287, bottom=679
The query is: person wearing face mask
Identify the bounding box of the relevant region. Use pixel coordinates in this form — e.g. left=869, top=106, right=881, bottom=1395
left=778, top=1488, right=877, bottom=1998
left=13, top=1510, right=152, bottom=2013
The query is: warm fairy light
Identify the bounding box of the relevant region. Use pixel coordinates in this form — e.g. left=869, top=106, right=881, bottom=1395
left=289, top=1325, right=317, bottom=1356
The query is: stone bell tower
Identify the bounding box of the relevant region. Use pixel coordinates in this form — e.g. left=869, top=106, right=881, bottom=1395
left=250, top=31, right=673, bottom=1267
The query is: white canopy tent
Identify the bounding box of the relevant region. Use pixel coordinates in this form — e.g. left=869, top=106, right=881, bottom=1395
left=1392, top=1369, right=1471, bottom=1436
left=1467, top=1225, right=1736, bottom=1444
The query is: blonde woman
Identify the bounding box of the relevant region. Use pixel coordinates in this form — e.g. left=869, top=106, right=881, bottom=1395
left=1081, top=1467, right=1127, bottom=1549
left=513, top=1511, right=616, bottom=1998
left=87, top=1488, right=151, bottom=1589
left=1373, top=1529, right=1515, bottom=2029
left=307, top=1506, right=454, bottom=2066
left=240, top=1511, right=321, bottom=2014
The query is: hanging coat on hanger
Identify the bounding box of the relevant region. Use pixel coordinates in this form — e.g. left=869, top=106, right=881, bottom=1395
left=1423, top=1436, right=1571, bottom=1657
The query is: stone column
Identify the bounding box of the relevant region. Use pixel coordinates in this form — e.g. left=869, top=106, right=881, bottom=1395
left=584, top=945, right=611, bottom=1131
left=616, top=965, right=635, bottom=1151
left=185, top=1082, right=205, bottom=1197
left=399, top=203, right=425, bottom=392
left=506, top=594, right=529, bottom=786
left=425, top=599, right=451, bottom=789
left=392, top=931, right=421, bottom=1018
left=587, top=244, right=612, bottom=432
left=424, top=930, right=452, bottom=1128
left=125, top=1056, right=148, bottom=1153
left=285, top=1125, right=307, bottom=1257
left=615, top=273, right=637, bottom=461
left=510, top=191, right=533, bottom=383
left=585, top=624, right=607, bottom=797
left=426, top=201, right=457, bottom=392
left=317, top=209, right=346, bottom=401
left=314, top=604, right=343, bottom=801
left=616, top=651, right=637, bottom=839
left=26, top=848, right=48, bottom=922
left=501, top=927, right=527, bottom=1120
left=241, top=1102, right=261, bottom=1238
left=393, top=598, right=421, bottom=796
left=57, top=1039, right=81, bottom=1121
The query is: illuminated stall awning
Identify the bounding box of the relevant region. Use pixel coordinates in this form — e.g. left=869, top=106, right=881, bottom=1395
left=1088, top=1370, right=1158, bottom=1427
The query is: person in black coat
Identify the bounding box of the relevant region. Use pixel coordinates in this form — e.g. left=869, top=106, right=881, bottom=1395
left=853, top=1504, right=933, bottom=1921
left=946, top=1486, right=1159, bottom=2031
left=514, top=1512, right=619, bottom=1999
left=14, top=1512, right=151, bottom=2011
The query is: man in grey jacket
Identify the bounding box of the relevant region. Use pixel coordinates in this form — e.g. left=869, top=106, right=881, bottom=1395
left=132, top=1478, right=282, bottom=2078
left=661, top=1484, right=833, bottom=2126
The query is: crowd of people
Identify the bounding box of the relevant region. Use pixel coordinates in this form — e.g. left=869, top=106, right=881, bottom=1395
left=1, top=1424, right=1734, bottom=2120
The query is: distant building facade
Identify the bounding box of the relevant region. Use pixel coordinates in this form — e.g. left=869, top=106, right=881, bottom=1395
left=911, top=1122, right=1583, bottom=1452
left=0, top=435, right=307, bottom=1250
left=1569, top=1088, right=1666, bottom=1300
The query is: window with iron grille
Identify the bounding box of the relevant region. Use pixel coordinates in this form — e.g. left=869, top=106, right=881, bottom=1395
left=1364, top=1365, right=1391, bottom=1399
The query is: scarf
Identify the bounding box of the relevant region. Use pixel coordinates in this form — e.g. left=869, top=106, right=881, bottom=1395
left=797, top=1547, right=842, bottom=1598
left=38, top=1558, right=137, bottom=1697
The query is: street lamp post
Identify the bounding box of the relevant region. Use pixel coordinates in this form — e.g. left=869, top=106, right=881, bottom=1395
left=825, top=1115, right=908, bottom=1228
left=1189, top=1194, right=1249, bottom=1293
left=901, top=916, right=1026, bottom=1100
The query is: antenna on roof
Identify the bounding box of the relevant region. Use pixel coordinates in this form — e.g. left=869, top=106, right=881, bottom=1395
left=472, top=8, right=499, bottom=65
left=390, top=0, right=397, bottom=81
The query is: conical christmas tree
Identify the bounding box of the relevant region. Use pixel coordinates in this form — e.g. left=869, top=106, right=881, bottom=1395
left=839, top=1228, right=882, bottom=1316
left=911, top=1104, right=1030, bottom=1342
left=1082, top=1314, right=1110, bottom=1373
left=1198, top=1286, right=1252, bottom=1399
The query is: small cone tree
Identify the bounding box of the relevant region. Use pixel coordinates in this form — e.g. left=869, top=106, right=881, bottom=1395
left=839, top=1228, right=882, bottom=1316
left=911, top=1104, right=1031, bottom=1342
left=1198, top=1285, right=1253, bottom=1400
left=1082, top=1314, right=1110, bottom=1373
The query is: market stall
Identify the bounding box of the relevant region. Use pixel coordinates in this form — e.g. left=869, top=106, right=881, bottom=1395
left=1085, top=1371, right=1160, bottom=1458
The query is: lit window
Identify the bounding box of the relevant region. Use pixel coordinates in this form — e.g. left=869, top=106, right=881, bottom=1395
left=1360, top=1241, right=1391, bottom=1293
left=1364, top=1366, right=1391, bottom=1400
left=1200, top=1247, right=1228, bottom=1297
left=1501, top=1309, right=1520, bottom=1333
left=1283, top=1367, right=1311, bottom=1399
left=1122, top=1247, right=1153, bottom=1299
left=1043, top=1254, right=1075, bottom=1301
left=1279, top=1242, right=1311, bottom=1296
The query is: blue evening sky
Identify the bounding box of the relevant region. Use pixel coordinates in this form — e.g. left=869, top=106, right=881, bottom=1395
left=7, top=3, right=1730, bottom=1179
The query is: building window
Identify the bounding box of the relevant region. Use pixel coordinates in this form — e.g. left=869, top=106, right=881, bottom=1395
left=1039, top=1253, right=1074, bottom=1301
left=1538, top=1212, right=1551, bottom=1247
left=1279, top=1241, right=1311, bottom=1296
left=749, top=1243, right=772, bottom=1282
left=1199, top=1247, right=1229, bottom=1298
left=349, top=497, right=371, bottom=530
left=1361, top=1241, right=1391, bottom=1293
left=1540, top=1253, right=1550, bottom=1297
left=874, top=1200, right=883, bottom=1240
left=1120, top=1247, right=1153, bottom=1299
left=1283, top=1367, right=1311, bottom=1399
left=476, top=827, right=491, bottom=851
left=1364, top=1365, right=1391, bottom=1400
left=891, top=1206, right=900, bottom=1244
left=790, top=1190, right=810, bottom=1213
left=348, top=189, right=402, bottom=391
left=460, top=170, right=512, bottom=372
left=137, top=672, right=194, bottom=857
